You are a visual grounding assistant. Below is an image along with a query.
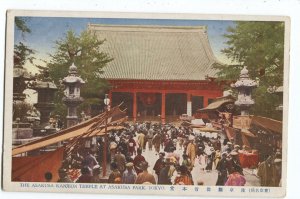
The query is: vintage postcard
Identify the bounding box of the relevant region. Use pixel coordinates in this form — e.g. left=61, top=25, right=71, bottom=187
left=2, top=10, right=289, bottom=197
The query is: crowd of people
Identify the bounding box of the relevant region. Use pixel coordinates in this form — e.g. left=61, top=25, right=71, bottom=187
left=55, top=122, right=281, bottom=186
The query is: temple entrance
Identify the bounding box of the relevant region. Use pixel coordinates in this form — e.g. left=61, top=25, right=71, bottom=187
left=137, top=93, right=161, bottom=117
left=111, top=92, right=133, bottom=117
left=192, top=96, right=204, bottom=114
left=166, top=93, right=187, bottom=116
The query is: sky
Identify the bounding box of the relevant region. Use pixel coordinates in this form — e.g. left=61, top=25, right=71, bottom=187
left=15, top=17, right=236, bottom=74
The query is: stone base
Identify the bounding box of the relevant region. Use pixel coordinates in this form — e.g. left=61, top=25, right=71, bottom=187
left=66, top=117, right=78, bottom=128
left=12, top=128, right=33, bottom=139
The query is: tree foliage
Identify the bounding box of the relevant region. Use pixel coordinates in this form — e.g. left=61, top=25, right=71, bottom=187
left=15, top=17, right=31, bottom=34
left=13, top=17, right=37, bottom=121
left=214, top=21, right=284, bottom=120
left=43, top=30, right=113, bottom=117
left=14, top=42, right=35, bottom=68
left=14, top=17, right=35, bottom=68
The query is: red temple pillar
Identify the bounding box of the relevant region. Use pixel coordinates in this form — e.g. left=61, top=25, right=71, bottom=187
left=133, top=92, right=137, bottom=122
left=203, top=96, right=208, bottom=108
left=161, top=92, right=166, bottom=124
left=187, top=93, right=192, bottom=116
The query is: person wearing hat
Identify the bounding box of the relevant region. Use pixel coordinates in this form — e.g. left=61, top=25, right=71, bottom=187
left=232, top=144, right=241, bottom=154
left=108, top=162, right=122, bottom=184
left=122, top=162, right=137, bottom=184
left=215, top=152, right=228, bottom=186
left=223, top=142, right=233, bottom=153
left=234, top=144, right=240, bottom=150
left=224, top=151, right=246, bottom=186
left=134, top=161, right=156, bottom=184
left=109, top=139, right=118, bottom=163
left=153, top=152, right=165, bottom=177
left=230, top=150, right=242, bottom=172
left=226, top=153, right=243, bottom=175
left=133, top=148, right=146, bottom=175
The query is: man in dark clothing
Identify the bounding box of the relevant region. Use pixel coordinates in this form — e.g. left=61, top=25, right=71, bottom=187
left=216, top=152, right=228, bottom=186
left=133, top=148, right=146, bottom=175
left=158, top=161, right=172, bottom=185
left=153, top=152, right=165, bottom=177
left=82, top=150, right=98, bottom=174
left=226, top=152, right=243, bottom=175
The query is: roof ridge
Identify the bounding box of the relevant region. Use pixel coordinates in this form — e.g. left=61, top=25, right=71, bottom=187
left=88, top=23, right=207, bottom=31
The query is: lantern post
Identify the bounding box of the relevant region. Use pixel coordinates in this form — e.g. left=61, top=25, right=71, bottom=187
left=102, top=94, right=110, bottom=177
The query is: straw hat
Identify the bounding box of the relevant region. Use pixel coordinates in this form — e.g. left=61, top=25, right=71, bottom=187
left=126, top=162, right=134, bottom=168
left=230, top=151, right=239, bottom=156
left=110, top=142, right=118, bottom=150
left=93, top=165, right=101, bottom=170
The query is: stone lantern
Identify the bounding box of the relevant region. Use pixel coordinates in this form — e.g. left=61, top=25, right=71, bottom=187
left=231, top=66, right=258, bottom=116
left=62, top=63, right=85, bottom=128
left=30, top=70, right=58, bottom=135
left=13, top=66, right=35, bottom=122
left=13, top=67, right=34, bottom=101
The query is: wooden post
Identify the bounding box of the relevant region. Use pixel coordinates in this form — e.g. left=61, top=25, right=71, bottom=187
left=133, top=92, right=137, bottom=122
left=102, top=109, right=108, bottom=177
left=161, top=92, right=166, bottom=124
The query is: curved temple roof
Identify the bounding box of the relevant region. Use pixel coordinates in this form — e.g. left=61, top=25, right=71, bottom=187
left=88, top=24, right=220, bottom=81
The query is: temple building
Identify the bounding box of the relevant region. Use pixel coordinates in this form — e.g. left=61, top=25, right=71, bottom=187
left=88, top=24, right=223, bottom=123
